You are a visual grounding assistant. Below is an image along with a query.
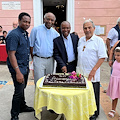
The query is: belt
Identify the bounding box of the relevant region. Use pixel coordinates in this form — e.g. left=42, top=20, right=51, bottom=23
left=66, top=60, right=75, bottom=65
left=34, top=54, right=53, bottom=59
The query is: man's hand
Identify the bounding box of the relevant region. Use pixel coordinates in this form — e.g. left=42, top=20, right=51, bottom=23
left=109, top=61, right=113, bottom=67
left=107, top=49, right=110, bottom=57
left=61, top=66, right=67, bottom=73
left=16, top=72, right=24, bottom=83
left=88, top=69, right=96, bottom=81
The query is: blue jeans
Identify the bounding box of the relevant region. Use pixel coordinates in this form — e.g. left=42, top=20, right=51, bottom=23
left=10, top=72, right=28, bottom=117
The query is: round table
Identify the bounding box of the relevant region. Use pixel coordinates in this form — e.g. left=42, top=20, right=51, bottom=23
left=34, top=77, right=97, bottom=120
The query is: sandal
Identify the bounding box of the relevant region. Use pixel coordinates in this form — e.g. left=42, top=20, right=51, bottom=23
left=108, top=110, right=115, bottom=118
left=103, top=90, right=107, bottom=93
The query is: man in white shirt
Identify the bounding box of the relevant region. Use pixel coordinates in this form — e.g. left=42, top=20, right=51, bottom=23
left=77, top=19, right=107, bottom=120
left=106, top=17, right=120, bottom=56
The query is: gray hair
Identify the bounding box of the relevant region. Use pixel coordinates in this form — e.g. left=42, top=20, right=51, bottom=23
left=60, top=21, right=71, bottom=27
left=44, top=12, right=56, bottom=21
left=117, top=17, right=120, bottom=24
left=83, top=19, right=95, bottom=28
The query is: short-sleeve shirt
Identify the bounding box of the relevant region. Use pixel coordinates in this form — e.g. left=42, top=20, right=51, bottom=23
left=77, top=34, right=108, bottom=82
left=107, top=28, right=118, bottom=47
left=6, top=26, right=30, bottom=75
left=30, top=24, right=59, bottom=57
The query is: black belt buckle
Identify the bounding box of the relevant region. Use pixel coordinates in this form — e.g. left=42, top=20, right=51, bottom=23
left=41, top=56, right=52, bottom=59
left=66, top=61, right=75, bottom=65
left=34, top=54, right=52, bottom=59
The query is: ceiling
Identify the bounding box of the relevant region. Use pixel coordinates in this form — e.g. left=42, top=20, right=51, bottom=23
left=43, top=0, right=67, bottom=6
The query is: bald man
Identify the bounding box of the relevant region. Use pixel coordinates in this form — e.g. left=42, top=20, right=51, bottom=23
left=7, top=21, right=18, bottom=36
left=53, top=21, right=79, bottom=73
left=30, top=12, right=59, bottom=85
left=13, top=21, right=18, bottom=29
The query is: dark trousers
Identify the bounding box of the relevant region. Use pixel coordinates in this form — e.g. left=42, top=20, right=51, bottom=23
left=67, top=61, right=76, bottom=72
left=56, top=61, right=76, bottom=73
left=92, top=82, right=100, bottom=117
left=11, top=73, right=28, bottom=117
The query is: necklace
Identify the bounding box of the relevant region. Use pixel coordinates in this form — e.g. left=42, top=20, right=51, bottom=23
left=83, top=46, right=86, bottom=51
left=82, top=41, right=88, bottom=51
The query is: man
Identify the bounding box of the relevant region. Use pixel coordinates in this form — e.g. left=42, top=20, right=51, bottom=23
left=30, top=12, right=59, bottom=85
left=53, top=21, right=79, bottom=73
left=7, top=21, right=18, bottom=36
left=77, top=19, right=107, bottom=120
left=6, top=12, right=34, bottom=120
left=106, top=17, right=120, bottom=57
left=12, top=21, right=18, bottom=29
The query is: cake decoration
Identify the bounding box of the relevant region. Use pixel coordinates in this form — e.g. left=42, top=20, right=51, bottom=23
left=43, top=71, right=86, bottom=88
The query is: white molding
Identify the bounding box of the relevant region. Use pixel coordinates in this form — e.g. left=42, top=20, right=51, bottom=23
left=33, top=0, right=75, bottom=31
left=66, top=0, right=74, bottom=32
left=33, top=0, right=43, bottom=26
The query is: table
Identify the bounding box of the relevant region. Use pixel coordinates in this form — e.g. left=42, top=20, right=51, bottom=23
left=0, top=44, right=7, bottom=61
left=34, top=77, right=97, bottom=120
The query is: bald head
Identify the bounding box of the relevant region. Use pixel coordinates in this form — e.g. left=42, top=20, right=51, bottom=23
left=13, top=21, right=18, bottom=29
left=61, top=21, right=71, bottom=38
left=44, top=12, right=56, bottom=29
left=44, top=12, right=56, bottom=21
left=61, top=21, right=70, bottom=28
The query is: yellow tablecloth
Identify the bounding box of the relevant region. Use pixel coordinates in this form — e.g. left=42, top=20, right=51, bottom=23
left=34, top=77, right=97, bottom=120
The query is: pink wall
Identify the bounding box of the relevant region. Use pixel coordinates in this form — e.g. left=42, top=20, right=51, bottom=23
left=74, top=0, right=120, bottom=42
left=0, top=0, right=34, bottom=34
left=0, top=0, right=120, bottom=42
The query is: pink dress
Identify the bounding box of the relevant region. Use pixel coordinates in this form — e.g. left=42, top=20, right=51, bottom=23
left=107, top=60, right=120, bottom=100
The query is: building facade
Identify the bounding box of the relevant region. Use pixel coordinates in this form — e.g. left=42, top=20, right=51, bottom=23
left=0, top=0, right=120, bottom=42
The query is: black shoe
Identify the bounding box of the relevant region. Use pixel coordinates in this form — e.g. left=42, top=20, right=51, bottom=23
left=34, top=111, right=39, bottom=120
left=20, top=105, right=34, bottom=113
left=89, top=114, right=96, bottom=120
left=11, top=116, right=19, bottom=120
left=49, top=109, right=55, bottom=114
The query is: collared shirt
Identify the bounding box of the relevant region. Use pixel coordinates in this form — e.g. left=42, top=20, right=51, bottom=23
left=6, top=26, right=30, bottom=75
left=107, top=28, right=118, bottom=47
left=77, top=34, right=108, bottom=82
left=62, top=34, right=75, bottom=62
left=30, top=24, right=59, bottom=57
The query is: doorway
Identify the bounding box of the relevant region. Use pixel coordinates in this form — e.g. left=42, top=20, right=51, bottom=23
left=43, top=0, right=66, bottom=32
left=33, top=0, right=74, bottom=32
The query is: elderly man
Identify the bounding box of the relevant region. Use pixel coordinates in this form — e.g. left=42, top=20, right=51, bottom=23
left=6, top=12, right=34, bottom=120
left=77, top=19, right=107, bottom=120
left=7, top=21, right=18, bottom=36
left=53, top=21, right=79, bottom=73
left=30, top=12, right=59, bottom=85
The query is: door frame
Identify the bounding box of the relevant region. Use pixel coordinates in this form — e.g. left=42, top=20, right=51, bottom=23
left=33, top=0, right=74, bottom=32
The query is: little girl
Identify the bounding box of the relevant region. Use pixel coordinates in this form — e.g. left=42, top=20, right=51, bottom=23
left=107, top=47, right=120, bottom=120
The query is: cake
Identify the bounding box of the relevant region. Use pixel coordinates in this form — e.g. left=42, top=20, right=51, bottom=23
left=43, top=72, right=86, bottom=88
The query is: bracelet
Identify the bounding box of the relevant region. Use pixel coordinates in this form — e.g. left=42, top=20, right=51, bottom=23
left=14, top=66, right=19, bottom=69
left=109, top=60, right=113, bottom=61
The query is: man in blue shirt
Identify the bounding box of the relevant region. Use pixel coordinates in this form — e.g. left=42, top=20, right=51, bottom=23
left=6, top=12, right=34, bottom=120
left=30, top=12, right=59, bottom=85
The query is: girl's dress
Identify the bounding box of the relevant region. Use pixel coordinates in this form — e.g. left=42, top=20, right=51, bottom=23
left=107, top=60, right=120, bottom=99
